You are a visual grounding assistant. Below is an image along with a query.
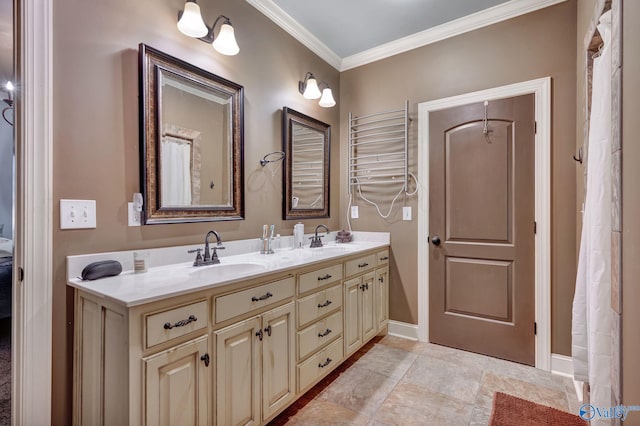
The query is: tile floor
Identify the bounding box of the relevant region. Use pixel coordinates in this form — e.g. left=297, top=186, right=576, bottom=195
left=269, top=335, right=581, bottom=426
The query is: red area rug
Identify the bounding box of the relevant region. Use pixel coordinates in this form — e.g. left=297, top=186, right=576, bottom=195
left=489, top=392, right=587, bottom=426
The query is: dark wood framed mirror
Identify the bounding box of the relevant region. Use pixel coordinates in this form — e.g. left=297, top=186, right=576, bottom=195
left=139, top=44, right=244, bottom=224
left=282, top=107, right=330, bottom=220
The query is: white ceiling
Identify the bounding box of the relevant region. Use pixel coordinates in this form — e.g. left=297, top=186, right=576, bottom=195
left=247, top=0, right=567, bottom=71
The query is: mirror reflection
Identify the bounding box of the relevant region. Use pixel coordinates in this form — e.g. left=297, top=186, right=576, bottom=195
left=140, top=44, right=244, bottom=224
left=282, top=107, right=330, bottom=219
left=160, top=71, right=231, bottom=208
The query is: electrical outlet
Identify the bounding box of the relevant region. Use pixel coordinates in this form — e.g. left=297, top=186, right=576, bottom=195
left=128, top=202, right=141, bottom=226
left=60, top=199, right=96, bottom=229
left=351, top=206, right=359, bottom=219
left=403, top=206, right=412, bottom=221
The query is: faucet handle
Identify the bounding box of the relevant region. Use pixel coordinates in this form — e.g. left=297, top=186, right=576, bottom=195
left=188, top=248, right=204, bottom=267
left=211, top=246, right=225, bottom=264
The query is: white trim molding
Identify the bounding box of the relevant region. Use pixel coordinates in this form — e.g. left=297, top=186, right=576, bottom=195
left=417, top=77, right=552, bottom=371
left=551, top=353, right=574, bottom=378
left=247, top=0, right=568, bottom=71
left=244, top=0, right=342, bottom=70
left=13, top=0, right=54, bottom=423
left=388, top=320, right=419, bottom=341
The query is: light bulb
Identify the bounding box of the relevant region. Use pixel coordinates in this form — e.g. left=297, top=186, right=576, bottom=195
left=5, top=81, right=14, bottom=92
left=213, top=23, right=240, bottom=56
left=177, top=0, right=208, bottom=38
left=319, top=88, right=336, bottom=107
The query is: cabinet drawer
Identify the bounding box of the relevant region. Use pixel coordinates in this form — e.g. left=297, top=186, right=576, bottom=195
left=345, top=253, right=376, bottom=277
left=297, top=284, right=342, bottom=328
left=298, top=337, right=344, bottom=392
left=215, top=276, right=295, bottom=323
left=298, top=263, right=343, bottom=294
left=376, top=249, right=390, bottom=266
left=145, top=300, right=208, bottom=349
left=297, top=310, right=343, bottom=360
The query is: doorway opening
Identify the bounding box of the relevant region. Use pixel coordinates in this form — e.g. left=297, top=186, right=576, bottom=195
left=0, top=0, right=14, bottom=421
left=417, top=77, right=552, bottom=370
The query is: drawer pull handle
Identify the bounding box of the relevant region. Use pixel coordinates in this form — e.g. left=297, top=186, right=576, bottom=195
left=318, top=357, right=332, bottom=368
left=256, top=329, right=263, bottom=341
left=264, top=325, right=272, bottom=337
left=317, top=300, right=332, bottom=308
left=360, top=283, right=369, bottom=292
left=317, top=274, right=332, bottom=281
left=318, top=328, right=332, bottom=338
left=200, top=353, right=210, bottom=367
left=163, top=314, right=197, bottom=330
left=358, top=262, right=369, bottom=268
left=379, top=256, right=389, bottom=261
left=251, top=292, right=273, bottom=302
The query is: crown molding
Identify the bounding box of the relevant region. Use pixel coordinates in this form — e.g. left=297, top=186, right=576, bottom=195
left=341, top=0, right=568, bottom=70
left=248, top=0, right=568, bottom=72
left=245, top=0, right=342, bottom=70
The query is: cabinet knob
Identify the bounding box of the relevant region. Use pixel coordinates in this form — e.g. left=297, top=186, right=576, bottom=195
left=264, top=325, right=272, bottom=337
left=256, top=329, right=264, bottom=341
left=200, top=353, right=210, bottom=367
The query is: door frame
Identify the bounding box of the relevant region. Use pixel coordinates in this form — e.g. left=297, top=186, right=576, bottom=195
left=417, top=77, right=551, bottom=370
left=13, top=0, right=54, bottom=423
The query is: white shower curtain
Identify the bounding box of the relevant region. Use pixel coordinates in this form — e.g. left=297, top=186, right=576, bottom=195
left=572, top=10, right=612, bottom=419
left=161, top=138, right=192, bottom=206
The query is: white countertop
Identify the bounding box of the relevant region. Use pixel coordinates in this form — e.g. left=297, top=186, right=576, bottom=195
left=67, top=232, right=389, bottom=307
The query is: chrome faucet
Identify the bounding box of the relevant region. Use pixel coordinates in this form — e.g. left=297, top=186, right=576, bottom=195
left=309, top=224, right=329, bottom=248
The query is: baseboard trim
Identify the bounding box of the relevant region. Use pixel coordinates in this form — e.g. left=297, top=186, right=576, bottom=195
left=388, top=320, right=419, bottom=341
left=551, top=353, right=573, bottom=377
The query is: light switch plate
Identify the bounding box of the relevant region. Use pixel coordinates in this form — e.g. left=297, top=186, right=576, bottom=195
left=60, top=199, right=96, bottom=229
left=351, top=206, right=359, bottom=219
left=403, top=206, right=412, bottom=221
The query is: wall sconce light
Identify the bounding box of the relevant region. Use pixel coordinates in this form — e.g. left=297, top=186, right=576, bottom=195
left=177, top=0, right=240, bottom=56
left=2, top=81, right=14, bottom=127
left=299, top=72, right=336, bottom=108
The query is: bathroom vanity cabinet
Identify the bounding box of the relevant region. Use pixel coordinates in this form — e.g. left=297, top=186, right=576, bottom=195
left=70, top=244, right=389, bottom=425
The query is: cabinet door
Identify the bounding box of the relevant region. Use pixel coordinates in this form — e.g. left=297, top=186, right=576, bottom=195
left=375, top=266, right=389, bottom=331
left=262, top=302, right=296, bottom=420
left=362, top=272, right=377, bottom=342
left=215, top=316, right=262, bottom=426
left=344, top=277, right=362, bottom=356
left=144, top=335, right=209, bottom=426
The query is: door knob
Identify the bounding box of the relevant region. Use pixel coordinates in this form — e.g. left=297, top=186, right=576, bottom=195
left=431, top=236, right=441, bottom=246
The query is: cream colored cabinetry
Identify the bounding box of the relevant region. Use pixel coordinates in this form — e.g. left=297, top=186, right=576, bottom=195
left=72, top=245, right=389, bottom=426
left=375, top=250, right=390, bottom=331
left=344, top=250, right=390, bottom=357
left=214, top=301, right=295, bottom=425
left=344, top=272, right=375, bottom=356
left=144, top=335, right=210, bottom=425
left=295, top=263, right=345, bottom=393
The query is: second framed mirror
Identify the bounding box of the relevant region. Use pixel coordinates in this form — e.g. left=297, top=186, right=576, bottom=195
left=282, top=107, right=330, bottom=219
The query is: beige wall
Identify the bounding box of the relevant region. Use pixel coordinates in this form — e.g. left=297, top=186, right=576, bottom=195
left=51, top=0, right=340, bottom=423
left=339, top=2, right=577, bottom=355
left=622, top=0, right=640, bottom=421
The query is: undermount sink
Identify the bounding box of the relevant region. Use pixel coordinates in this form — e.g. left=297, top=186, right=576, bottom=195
left=189, top=262, right=269, bottom=279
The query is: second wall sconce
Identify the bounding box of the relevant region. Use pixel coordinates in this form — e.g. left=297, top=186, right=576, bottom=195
left=177, top=0, right=240, bottom=56
left=299, top=72, right=336, bottom=108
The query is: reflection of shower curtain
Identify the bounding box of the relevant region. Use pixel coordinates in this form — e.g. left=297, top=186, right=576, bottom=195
left=572, top=10, right=612, bottom=418
left=161, top=138, right=192, bottom=206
